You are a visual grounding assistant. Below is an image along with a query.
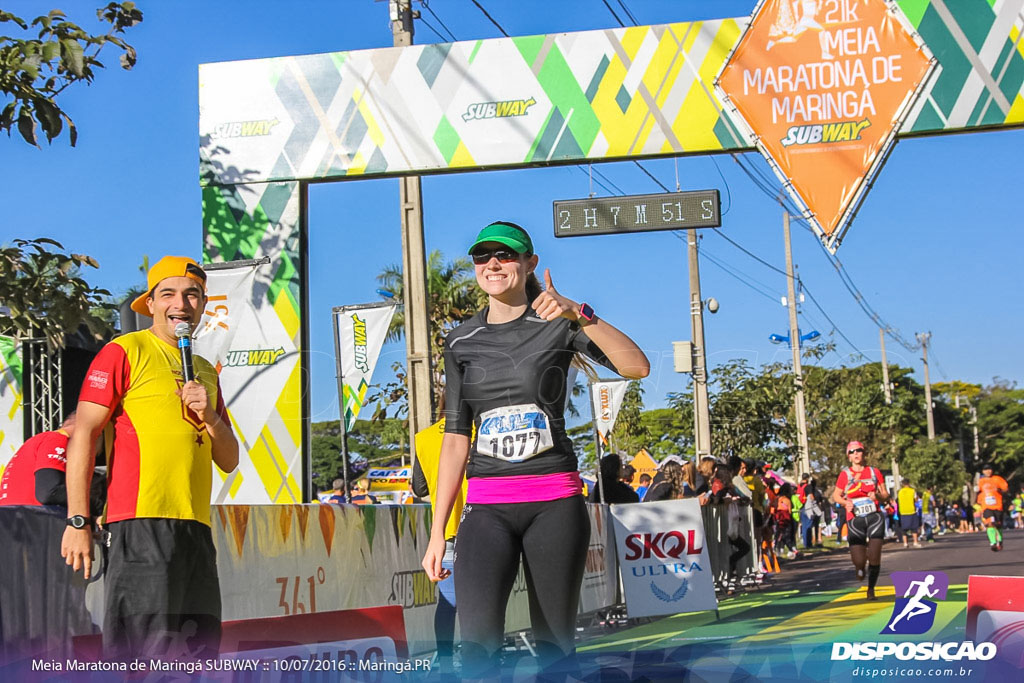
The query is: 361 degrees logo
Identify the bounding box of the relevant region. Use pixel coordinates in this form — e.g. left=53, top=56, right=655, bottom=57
left=882, top=571, right=949, bottom=635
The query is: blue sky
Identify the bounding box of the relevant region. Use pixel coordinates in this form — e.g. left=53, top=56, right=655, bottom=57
left=3, top=1, right=1021, bottom=427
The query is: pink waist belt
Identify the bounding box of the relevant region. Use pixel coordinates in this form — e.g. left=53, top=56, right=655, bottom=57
left=466, top=471, right=583, bottom=504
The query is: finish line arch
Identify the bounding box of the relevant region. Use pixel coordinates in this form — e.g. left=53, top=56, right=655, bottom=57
left=197, top=2, right=1024, bottom=503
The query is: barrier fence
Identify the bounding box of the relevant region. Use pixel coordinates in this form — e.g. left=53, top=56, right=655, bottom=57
left=0, top=501, right=755, bottom=663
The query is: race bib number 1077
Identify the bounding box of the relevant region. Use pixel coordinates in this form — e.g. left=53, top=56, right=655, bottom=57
left=477, top=403, right=554, bottom=462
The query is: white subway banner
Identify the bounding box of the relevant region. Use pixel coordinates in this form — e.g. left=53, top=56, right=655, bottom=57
left=335, top=305, right=396, bottom=431
left=610, top=499, right=718, bottom=618
left=195, top=264, right=301, bottom=504
left=591, top=380, right=628, bottom=441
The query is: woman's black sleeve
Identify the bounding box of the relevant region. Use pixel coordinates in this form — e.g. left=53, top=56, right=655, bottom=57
left=569, top=323, right=619, bottom=373
left=441, top=340, right=473, bottom=435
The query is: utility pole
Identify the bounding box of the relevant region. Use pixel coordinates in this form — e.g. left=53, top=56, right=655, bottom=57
left=917, top=332, right=935, bottom=441
left=955, top=394, right=965, bottom=462
left=391, top=0, right=434, bottom=461
left=971, top=403, right=980, bottom=462
left=687, top=229, right=712, bottom=459
left=879, top=328, right=899, bottom=481
left=783, top=213, right=810, bottom=478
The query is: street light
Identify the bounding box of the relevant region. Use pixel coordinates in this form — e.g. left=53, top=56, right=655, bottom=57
left=768, top=329, right=820, bottom=346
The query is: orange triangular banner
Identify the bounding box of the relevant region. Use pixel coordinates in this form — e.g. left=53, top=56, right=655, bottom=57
left=319, top=505, right=336, bottom=557
left=226, top=506, right=250, bottom=558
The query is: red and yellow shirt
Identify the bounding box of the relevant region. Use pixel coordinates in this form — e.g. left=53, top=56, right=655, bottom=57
left=0, top=429, right=69, bottom=506
left=978, top=476, right=1009, bottom=511
left=79, top=330, right=230, bottom=526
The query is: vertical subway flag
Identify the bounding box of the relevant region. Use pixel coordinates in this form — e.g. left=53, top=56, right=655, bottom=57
left=591, top=379, right=629, bottom=445
left=334, top=304, right=396, bottom=431
left=195, top=263, right=301, bottom=505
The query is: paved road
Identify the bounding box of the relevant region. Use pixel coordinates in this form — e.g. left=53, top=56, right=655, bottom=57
left=560, top=528, right=1024, bottom=681
left=770, top=526, right=1024, bottom=592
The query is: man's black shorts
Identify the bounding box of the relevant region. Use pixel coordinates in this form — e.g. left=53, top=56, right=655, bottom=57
left=103, top=518, right=221, bottom=661
left=847, top=511, right=885, bottom=546
left=982, top=509, right=1005, bottom=527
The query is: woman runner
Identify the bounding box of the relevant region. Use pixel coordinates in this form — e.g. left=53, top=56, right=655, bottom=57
left=421, top=221, right=649, bottom=677
left=832, top=440, right=890, bottom=600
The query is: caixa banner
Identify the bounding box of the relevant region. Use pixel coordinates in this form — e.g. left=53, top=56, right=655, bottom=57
left=610, top=499, right=718, bottom=619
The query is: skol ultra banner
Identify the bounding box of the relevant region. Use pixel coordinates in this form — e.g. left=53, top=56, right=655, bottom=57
left=334, top=304, right=396, bottom=431
left=195, top=263, right=302, bottom=505
left=610, top=498, right=718, bottom=619
left=717, top=0, right=935, bottom=248
left=591, top=379, right=629, bottom=443
left=0, top=336, right=23, bottom=468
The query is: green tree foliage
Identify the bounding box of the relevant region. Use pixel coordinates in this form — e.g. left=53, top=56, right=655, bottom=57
left=974, top=380, right=1024, bottom=477
left=639, top=406, right=693, bottom=461
left=610, top=380, right=648, bottom=456
left=1, top=3, right=142, bottom=146
left=801, top=362, right=926, bottom=479
left=373, top=250, right=487, bottom=418
left=310, top=418, right=408, bottom=491
left=898, top=440, right=967, bottom=501
left=703, top=359, right=794, bottom=467
left=0, top=238, right=112, bottom=348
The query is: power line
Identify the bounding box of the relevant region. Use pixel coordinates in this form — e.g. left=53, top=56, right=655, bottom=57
left=600, top=0, right=626, bottom=26
left=468, top=0, right=509, bottom=36
left=570, top=165, right=620, bottom=197
left=712, top=230, right=787, bottom=276
left=638, top=164, right=866, bottom=357
left=415, top=15, right=448, bottom=43
left=725, top=151, right=919, bottom=354
left=421, top=0, right=459, bottom=41
left=708, top=156, right=733, bottom=215
left=799, top=278, right=868, bottom=360
left=616, top=0, right=641, bottom=25
left=633, top=161, right=671, bottom=192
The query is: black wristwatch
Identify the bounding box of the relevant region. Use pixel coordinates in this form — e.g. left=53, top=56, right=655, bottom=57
left=66, top=515, right=92, bottom=530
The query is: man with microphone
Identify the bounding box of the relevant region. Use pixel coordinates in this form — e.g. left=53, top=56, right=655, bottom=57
left=60, top=255, right=238, bottom=660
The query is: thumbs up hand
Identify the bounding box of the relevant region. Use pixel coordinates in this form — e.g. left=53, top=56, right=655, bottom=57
left=531, top=268, right=579, bottom=322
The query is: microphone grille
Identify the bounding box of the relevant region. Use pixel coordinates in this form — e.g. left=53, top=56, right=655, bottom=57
left=174, top=322, right=192, bottom=339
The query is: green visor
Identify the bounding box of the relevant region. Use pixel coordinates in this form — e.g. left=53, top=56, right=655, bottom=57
left=468, top=221, right=533, bottom=255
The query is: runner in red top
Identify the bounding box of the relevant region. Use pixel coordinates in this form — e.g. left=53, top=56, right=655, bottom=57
left=977, top=463, right=1009, bottom=551
left=0, top=415, right=73, bottom=506
left=832, top=440, right=890, bottom=600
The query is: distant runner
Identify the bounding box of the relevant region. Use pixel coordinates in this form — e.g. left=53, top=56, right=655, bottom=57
left=833, top=441, right=890, bottom=600
left=977, top=463, right=1009, bottom=551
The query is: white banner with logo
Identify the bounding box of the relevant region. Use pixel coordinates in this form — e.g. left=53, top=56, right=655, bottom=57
left=195, top=262, right=301, bottom=504
left=591, top=379, right=629, bottom=443
left=610, top=499, right=718, bottom=618
left=334, top=304, right=396, bottom=431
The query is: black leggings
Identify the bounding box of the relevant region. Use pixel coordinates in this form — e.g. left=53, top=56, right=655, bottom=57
left=454, top=495, right=590, bottom=676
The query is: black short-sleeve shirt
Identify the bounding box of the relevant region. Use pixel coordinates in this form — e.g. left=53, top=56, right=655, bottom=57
left=442, top=307, right=618, bottom=478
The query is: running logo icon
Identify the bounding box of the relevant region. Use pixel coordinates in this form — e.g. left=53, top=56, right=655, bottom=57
left=882, top=571, right=949, bottom=635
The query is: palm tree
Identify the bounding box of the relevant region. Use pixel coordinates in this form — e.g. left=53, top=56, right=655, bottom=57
left=375, top=250, right=487, bottom=418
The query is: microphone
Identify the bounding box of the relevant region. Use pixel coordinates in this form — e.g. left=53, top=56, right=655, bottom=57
left=174, top=322, right=195, bottom=383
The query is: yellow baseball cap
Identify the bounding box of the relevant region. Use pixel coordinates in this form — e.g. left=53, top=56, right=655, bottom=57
left=130, top=256, right=207, bottom=316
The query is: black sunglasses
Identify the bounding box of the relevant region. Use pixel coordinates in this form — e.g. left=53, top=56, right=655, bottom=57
left=848, top=448, right=865, bottom=454
left=471, top=248, right=521, bottom=265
